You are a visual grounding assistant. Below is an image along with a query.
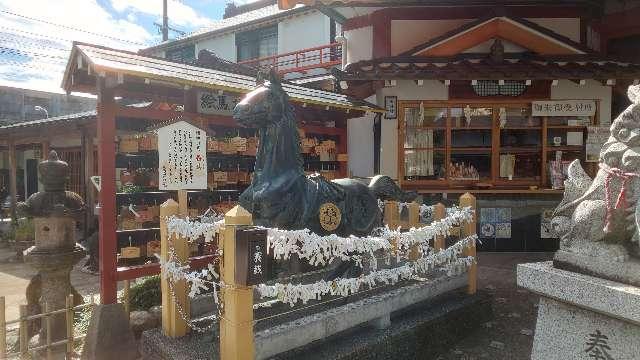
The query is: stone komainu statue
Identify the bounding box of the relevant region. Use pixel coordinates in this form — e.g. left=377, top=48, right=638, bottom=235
left=552, top=85, right=640, bottom=286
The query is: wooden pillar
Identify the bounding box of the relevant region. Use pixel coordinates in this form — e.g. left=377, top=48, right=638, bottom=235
left=41, top=141, right=49, bottom=161
left=433, top=203, right=446, bottom=251
left=8, top=140, right=17, bottom=223
left=220, top=205, right=254, bottom=360
left=97, top=78, right=118, bottom=304
left=383, top=201, right=399, bottom=230
left=81, top=128, right=95, bottom=238
left=459, top=193, right=477, bottom=295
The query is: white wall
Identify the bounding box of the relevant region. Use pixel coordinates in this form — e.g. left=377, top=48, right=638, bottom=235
left=390, top=19, right=472, bottom=55
left=278, top=12, right=330, bottom=54
left=347, top=96, right=375, bottom=177
left=550, top=80, right=613, bottom=125
left=344, top=26, right=372, bottom=65
left=526, top=18, right=581, bottom=43
left=197, top=33, right=237, bottom=62
left=375, top=80, right=449, bottom=179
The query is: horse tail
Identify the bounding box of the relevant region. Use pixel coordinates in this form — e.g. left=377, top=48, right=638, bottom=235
left=368, top=175, right=418, bottom=202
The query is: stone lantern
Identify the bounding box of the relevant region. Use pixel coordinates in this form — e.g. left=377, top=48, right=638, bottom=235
left=20, top=150, right=85, bottom=358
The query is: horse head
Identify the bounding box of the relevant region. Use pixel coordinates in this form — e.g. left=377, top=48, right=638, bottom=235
left=233, top=68, right=289, bottom=129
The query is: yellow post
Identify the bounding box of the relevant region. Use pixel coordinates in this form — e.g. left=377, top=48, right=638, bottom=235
left=66, top=295, right=74, bottom=356
left=407, top=202, right=421, bottom=260
left=45, top=302, right=52, bottom=360
left=0, top=297, right=6, bottom=359
left=19, top=305, right=27, bottom=357
left=173, top=190, right=190, bottom=337
left=160, top=197, right=190, bottom=337
left=383, top=201, right=399, bottom=230
left=459, top=193, right=477, bottom=295
left=433, top=203, right=446, bottom=251
left=123, top=280, right=130, bottom=320
left=219, top=205, right=254, bottom=360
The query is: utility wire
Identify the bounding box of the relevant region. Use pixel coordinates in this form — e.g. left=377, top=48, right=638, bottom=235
left=0, top=32, right=70, bottom=51
left=0, top=26, right=80, bottom=47
left=0, top=46, right=67, bottom=62
left=0, top=37, right=70, bottom=55
left=0, top=10, right=146, bottom=46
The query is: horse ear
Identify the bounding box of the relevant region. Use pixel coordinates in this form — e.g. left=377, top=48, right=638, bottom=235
left=268, top=68, right=282, bottom=88
left=256, top=69, right=266, bottom=85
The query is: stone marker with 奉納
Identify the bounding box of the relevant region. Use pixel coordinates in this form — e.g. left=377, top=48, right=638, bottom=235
left=518, top=85, right=640, bottom=360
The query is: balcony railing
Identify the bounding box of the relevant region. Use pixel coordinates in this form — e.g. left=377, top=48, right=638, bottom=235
left=238, top=42, right=342, bottom=74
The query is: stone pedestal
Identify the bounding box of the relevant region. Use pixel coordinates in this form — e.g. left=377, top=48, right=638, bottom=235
left=517, top=262, right=640, bottom=360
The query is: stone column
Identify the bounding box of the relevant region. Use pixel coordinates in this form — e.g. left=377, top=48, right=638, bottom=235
left=20, top=151, right=85, bottom=359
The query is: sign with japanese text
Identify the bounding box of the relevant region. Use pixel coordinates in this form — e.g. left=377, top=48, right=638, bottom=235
left=158, top=121, right=207, bottom=190
left=234, top=227, right=271, bottom=286
left=197, top=91, right=241, bottom=116
left=532, top=100, right=596, bottom=117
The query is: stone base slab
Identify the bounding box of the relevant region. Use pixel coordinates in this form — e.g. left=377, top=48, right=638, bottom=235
left=141, top=272, right=483, bottom=359
left=517, top=261, right=640, bottom=360
left=554, top=249, right=640, bottom=288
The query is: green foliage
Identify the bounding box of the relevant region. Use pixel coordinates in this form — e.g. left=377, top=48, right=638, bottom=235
left=120, top=184, right=144, bottom=193
left=127, top=275, right=162, bottom=311
left=14, top=218, right=34, bottom=241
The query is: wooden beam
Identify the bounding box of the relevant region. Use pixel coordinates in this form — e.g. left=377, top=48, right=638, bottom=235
left=41, top=141, right=49, bottom=160
left=115, top=105, right=239, bottom=127
left=81, top=128, right=96, bottom=239
left=8, top=140, right=17, bottom=223
left=97, top=77, right=118, bottom=305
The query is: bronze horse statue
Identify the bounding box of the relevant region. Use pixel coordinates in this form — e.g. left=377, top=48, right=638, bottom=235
left=233, top=69, right=416, bottom=237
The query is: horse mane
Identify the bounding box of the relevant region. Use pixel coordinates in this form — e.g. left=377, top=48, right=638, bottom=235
left=254, top=84, right=304, bottom=178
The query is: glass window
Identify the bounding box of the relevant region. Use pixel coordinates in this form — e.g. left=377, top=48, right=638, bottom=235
left=165, top=44, right=196, bottom=63
left=451, top=107, right=492, bottom=128
left=404, top=150, right=446, bottom=181
left=236, top=26, right=278, bottom=62
left=499, top=107, right=539, bottom=128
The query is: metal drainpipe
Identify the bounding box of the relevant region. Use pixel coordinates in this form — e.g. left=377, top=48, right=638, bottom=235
left=335, top=34, right=347, bottom=70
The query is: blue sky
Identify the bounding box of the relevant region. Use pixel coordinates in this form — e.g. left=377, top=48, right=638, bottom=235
left=0, top=0, right=259, bottom=93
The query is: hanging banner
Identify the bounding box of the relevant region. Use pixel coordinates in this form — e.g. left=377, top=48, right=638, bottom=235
left=158, top=121, right=208, bottom=190
left=531, top=100, right=596, bottom=117
left=197, top=91, right=241, bottom=116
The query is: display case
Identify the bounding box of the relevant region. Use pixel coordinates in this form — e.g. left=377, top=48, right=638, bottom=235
left=398, top=101, right=598, bottom=190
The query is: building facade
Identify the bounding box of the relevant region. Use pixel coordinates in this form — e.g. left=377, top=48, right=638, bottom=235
left=144, top=0, right=640, bottom=251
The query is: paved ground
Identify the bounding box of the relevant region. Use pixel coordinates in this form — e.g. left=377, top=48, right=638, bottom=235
left=438, top=252, right=554, bottom=360
left=0, top=244, right=100, bottom=322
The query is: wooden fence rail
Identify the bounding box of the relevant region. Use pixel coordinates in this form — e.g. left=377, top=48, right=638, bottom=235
left=155, top=192, right=479, bottom=360
left=0, top=294, right=97, bottom=360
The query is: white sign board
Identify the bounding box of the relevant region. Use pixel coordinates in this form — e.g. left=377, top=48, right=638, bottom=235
left=158, top=121, right=207, bottom=190
left=197, top=91, right=241, bottom=116
left=532, top=100, right=596, bottom=117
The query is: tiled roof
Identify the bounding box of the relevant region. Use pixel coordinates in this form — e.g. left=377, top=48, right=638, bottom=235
left=145, top=4, right=306, bottom=52
left=335, top=54, right=640, bottom=81
left=63, top=43, right=382, bottom=113
left=0, top=110, right=95, bottom=132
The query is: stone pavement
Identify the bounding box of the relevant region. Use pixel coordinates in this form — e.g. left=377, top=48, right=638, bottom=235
left=438, top=252, right=553, bottom=360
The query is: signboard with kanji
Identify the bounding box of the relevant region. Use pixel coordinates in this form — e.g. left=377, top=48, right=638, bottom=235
left=234, top=227, right=271, bottom=286
left=197, top=91, right=241, bottom=116
left=158, top=121, right=207, bottom=190
left=532, top=100, right=596, bottom=117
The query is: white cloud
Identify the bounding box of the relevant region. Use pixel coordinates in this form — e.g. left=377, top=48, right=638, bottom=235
left=111, top=0, right=214, bottom=28
left=0, top=0, right=156, bottom=93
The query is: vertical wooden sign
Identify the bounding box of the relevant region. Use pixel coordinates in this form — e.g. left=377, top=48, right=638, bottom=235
left=158, top=120, right=207, bottom=190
